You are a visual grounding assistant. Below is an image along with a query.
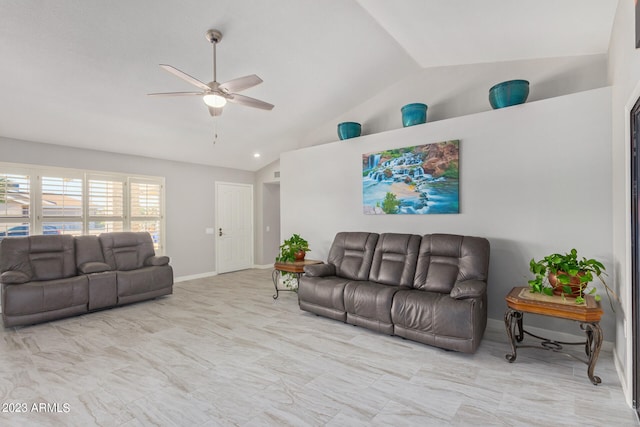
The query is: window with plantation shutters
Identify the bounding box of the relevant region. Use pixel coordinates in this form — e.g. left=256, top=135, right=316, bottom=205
left=0, top=172, right=31, bottom=237
left=88, top=176, right=125, bottom=235
left=0, top=162, right=165, bottom=253
left=130, top=180, right=161, bottom=217
left=41, top=175, right=83, bottom=235
left=129, top=179, right=163, bottom=251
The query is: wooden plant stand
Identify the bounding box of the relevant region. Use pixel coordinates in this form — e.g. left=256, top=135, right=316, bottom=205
left=504, top=286, right=604, bottom=385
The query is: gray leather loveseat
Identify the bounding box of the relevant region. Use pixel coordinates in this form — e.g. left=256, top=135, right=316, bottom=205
left=1, top=232, right=173, bottom=327
left=298, top=232, right=490, bottom=353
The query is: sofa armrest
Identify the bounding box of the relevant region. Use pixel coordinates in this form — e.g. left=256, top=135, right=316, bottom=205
left=0, top=271, right=30, bottom=284
left=78, top=262, right=112, bottom=274
left=145, top=256, right=170, bottom=266
left=450, top=280, right=486, bottom=299
left=303, top=263, right=334, bottom=277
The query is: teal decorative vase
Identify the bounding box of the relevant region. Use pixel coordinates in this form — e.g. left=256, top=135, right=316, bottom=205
left=337, top=122, right=362, bottom=140
left=401, top=103, right=428, bottom=127
left=489, top=80, right=529, bottom=109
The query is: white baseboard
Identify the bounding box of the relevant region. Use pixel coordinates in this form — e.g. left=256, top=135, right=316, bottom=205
left=613, top=346, right=632, bottom=408
left=486, top=318, right=613, bottom=351
left=253, top=264, right=273, bottom=269
left=176, top=265, right=271, bottom=282
left=174, top=271, right=217, bottom=283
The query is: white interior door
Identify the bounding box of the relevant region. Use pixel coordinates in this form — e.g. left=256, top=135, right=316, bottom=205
left=215, top=182, right=254, bottom=274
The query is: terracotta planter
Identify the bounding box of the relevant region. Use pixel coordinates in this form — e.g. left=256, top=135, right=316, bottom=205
left=549, top=271, right=586, bottom=297
left=294, top=250, right=306, bottom=261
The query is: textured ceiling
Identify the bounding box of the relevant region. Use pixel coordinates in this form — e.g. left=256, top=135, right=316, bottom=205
left=0, top=0, right=619, bottom=171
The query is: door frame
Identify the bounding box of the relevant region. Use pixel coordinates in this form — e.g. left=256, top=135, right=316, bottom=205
left=215, top=181, right=254, bottom=274
left=632, top=96, right=640, bottom=413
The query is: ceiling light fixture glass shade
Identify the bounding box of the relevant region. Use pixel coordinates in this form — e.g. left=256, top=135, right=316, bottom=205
left=203, top=94, right=227, bottom=108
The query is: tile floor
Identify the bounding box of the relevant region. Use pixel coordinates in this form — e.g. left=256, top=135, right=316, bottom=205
left=0, top=268, right=637, bottom=426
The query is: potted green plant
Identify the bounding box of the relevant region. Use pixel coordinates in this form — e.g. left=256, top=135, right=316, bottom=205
left=528, top=248, right=618, bottom=307
left=276, top=233, right=310, bottom=262
left=275, top=234, right=311, bottom=290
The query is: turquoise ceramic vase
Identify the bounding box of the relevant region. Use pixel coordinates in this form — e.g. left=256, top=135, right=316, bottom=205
left=401, top=103, right=428, bottom=127
left=337, top=122, right=362, bottom=140
left=489, top=80, right=529, bottom=109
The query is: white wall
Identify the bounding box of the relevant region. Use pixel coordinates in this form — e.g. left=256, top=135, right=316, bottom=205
left=261, top=183, right=281, bottom=265
left=254, top=159, right=281, bottom=265
left=0, top=136, right=254, bottom=278
left=282, top=88, right=614, bottom=338
left=302, top=54, right=608, bottom=148
left=608, top=0, right=640, bottom=407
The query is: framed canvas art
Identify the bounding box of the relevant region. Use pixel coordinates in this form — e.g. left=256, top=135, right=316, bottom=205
left=362, top=140, right=459, bottom=215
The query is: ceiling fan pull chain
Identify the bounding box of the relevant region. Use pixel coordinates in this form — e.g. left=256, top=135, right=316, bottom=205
left=213, top=119, right=218, bottom=145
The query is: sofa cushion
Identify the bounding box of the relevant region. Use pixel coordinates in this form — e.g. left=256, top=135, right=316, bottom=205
left=326, top=232, right=379, bottom=281
left=344, top=281, right=401, bottom=333
left=99, top=232, right=156, bottom=271
left=391, top=289, right=486, bottom=353
left=2, top=275, right=89, bottom=316
left=0, top=235, right=76, bottom=282
left=368, top=233, right=421, bottom=286
left=114, top=249, right=139, bottom=271
left=450, top=279, right=486, bottom=299
left=31, top=235, right=77, bottom=280
left=1, top=270, right=30, bottom=284
left=75, top=235, right=107, bottom=269
left=0, top=237, right=33, bottom=280
left=78, top=262, right=112, bottom=274
left=392, top=290, right=476, bottom=339
left=413, top=234, right=490, bottom=293
left=116, top=265, right=173, bottom=298
left=297, top=275, right=349, bottom=316
left=303, top=263, right=335, bottom=277
left=30, top=253, right=66, bottom=281
left=87, top=271, right=117, bottom=310
left=144, top=256, right=169, bottom=266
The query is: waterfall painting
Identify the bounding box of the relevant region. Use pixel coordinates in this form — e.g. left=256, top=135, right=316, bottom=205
left=362, top=140, right=459, bottom=215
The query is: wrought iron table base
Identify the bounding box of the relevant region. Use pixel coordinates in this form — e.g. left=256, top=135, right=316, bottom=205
left=271, top=270, right=301, bottom=300
left=504, top=308, right=603, bottom=385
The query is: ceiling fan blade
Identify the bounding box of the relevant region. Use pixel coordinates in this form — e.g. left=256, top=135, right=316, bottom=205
left=219, top=75, right=263, bottom=93
left=148, top=91, right=204, bottom=96
left=228, top=93, right=274, bottom=110
left=159, top=64, right=210, bottom=91
left=208, top=106, right=224, bottom=117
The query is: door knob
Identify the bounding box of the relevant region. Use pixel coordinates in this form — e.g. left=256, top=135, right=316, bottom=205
left=219, top=228, right=223, bottom=236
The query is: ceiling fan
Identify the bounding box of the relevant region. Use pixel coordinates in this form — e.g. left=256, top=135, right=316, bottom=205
left=149, top=29, right=274, bottom=117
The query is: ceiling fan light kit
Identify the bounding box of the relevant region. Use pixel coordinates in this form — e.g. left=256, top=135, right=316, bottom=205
left=203, top=94, right=227, bottom=108
left=149, top=29, right=274, bottom=117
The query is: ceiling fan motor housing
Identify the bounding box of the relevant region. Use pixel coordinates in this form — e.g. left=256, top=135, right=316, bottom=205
left=206, top=29, right=223, bottom=44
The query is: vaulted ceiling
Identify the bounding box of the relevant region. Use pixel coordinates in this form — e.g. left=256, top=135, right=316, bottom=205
left=0, top=0, right=619, bottom=171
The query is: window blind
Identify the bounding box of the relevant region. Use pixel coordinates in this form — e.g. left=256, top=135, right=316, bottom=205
left=0, top=172, right=31, bottom=236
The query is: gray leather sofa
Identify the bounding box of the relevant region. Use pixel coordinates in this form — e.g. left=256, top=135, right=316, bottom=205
left=0, top=232, right=172, bottom=327
left=299, top=232, right=490, bottom=353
